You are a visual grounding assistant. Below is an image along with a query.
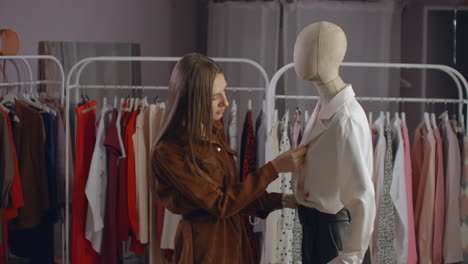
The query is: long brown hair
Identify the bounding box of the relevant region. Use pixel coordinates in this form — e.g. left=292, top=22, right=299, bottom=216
left=154, top=53, right=223, bottom=163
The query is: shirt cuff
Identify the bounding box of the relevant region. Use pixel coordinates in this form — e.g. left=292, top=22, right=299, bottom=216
left=327, top=250, right=365, bottom=264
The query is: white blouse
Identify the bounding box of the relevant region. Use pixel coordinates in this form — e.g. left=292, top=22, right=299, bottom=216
left=294, top=85, right=375, bottom=264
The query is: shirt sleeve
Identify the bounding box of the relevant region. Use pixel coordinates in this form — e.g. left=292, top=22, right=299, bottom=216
left=153, top=142, right=279, bottom=219
left=330, top=119, right=375, bottom=264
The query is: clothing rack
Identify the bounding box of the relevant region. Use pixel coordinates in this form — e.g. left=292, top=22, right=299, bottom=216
left=266, top=62, right=468, bottom=132
left=0, top=55, right=65, bottom=104
left=0, top=55, right=66, bottom=264
left=64, top=56, right=270, bottom=264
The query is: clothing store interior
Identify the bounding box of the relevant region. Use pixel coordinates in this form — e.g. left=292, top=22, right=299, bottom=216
left=1, top=0, right=468, bottom=263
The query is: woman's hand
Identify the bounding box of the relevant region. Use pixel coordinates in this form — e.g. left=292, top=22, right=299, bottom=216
left=282, top=194, right=297, bottom=209
left=271, top=144, right=308, bottom=173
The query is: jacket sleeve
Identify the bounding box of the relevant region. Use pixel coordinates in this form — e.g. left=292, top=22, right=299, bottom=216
left=153, top=143, right=279, bottom=219
left=240, top=192, right=282, bottom=218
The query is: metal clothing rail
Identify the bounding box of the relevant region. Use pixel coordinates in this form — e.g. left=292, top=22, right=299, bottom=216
left=64, top=56, right=269, bottom=264
left=0, top=55, right=66, bottom=104
left=266, top=62, right=468, bottom=132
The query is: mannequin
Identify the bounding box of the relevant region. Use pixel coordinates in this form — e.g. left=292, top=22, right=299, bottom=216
left=293, top=22, right=375, bottom=264
left=294, top=21, right=346, bottom=103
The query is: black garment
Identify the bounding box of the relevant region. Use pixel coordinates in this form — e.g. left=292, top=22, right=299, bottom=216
left=298, top=206, right=350, bottom=264
left=42, top=113, right=58, bottom=222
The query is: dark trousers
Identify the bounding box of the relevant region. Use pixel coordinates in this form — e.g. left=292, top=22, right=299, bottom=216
left=298, top=206, right=351, bottom=264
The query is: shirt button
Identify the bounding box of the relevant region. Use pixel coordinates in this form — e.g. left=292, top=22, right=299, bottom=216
left=216, top=147, right=221, bottom=152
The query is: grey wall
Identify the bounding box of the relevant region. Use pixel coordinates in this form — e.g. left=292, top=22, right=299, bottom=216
left=0, top=0, right=206, bottom=84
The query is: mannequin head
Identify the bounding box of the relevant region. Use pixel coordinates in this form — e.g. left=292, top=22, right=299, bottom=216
left=293, top=22, right=347, bottom=96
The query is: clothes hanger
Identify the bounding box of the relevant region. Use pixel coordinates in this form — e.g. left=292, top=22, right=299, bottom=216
left=134, top=98, right=140, bottom=111
left=424, top=112, right=432, bottom=132
left=439, top=111, right=449, bottom=123
left=430, top=100, right=437, bottom=130
left=401, top=98, right=406, bottom=126
left=139, top=96, right=148, bottom=111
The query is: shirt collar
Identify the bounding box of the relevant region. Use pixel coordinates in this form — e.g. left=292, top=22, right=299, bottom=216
left=318, top=85, right=355, bottom=120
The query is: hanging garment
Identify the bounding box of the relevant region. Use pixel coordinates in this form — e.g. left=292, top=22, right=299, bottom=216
left=41, top=112, right=58, bottom=260
left=0, top=111, right=16, bottom=252
left=134, top=102, right=149, bottom=244
left=433, top=128, right=445, bottom=264
left=70, top=100, right=99, bottom=264
left=376, top=124, right=397, bottom=263
left=42, top=99, right=67, bottom=208
left=461, top=137, right=468, bottom=263
left=228, top=100, right=238, bottom=152
left=84, top=103, right=112, bottom=252
left=439, top=120, right=464, bottom=263
left=0, top=110, right=24, bottom=216
left=289, top=109, right=303, bottom=264
left=152, top=121, right=282, bottom=264
left=146, top=103, right=172, bottom=264
left=117, top=110, right=132, bottom=242
left=371, top=113, right=386, bottom=264
left=9, top=101, right=49, bottom=230
left=290, top=109, right=302, bottom=149
left=260, top=120, right=281, bottom=264
left=101, top=110, right=123, bottom=264
left=295, top=86, right=375, bottom=264
left=255, top=109, right=266, bottom=170
left=125, top=109, right=144, bottom=254
left=253, top=109, right=266, bottom=234
left=0, top=110, right=16, bottom=209
left=42, top=113, right=58, bottom=218
left=8, top=101, right=53, bottom=263
left=411, top=124, right=436, bottom=264
left=390, top=117, right=408, bottom=264
left=0, top=111, right=23, bottom=264
left=275, top=112, right=295, bottom=264
left=239, top=110, right=259, bottom=262
left=401, top=124, right=417, bottom=264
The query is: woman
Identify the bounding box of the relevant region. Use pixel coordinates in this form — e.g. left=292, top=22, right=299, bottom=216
left=152, top=53, right=308, bottom=264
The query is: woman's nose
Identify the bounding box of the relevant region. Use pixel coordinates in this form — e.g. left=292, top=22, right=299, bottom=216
left=222, top=94, right=229, bottom=108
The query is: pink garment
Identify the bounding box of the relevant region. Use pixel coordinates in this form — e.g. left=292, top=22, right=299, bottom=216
left=401, top=125, right=417, bottom=264
left=440, top=121, right=463, bottom=263
left=461, top=139, right=468, bottom=259
left=432, top=129, right=445, bottom=264
left=411, top=124, right=436, bottom=264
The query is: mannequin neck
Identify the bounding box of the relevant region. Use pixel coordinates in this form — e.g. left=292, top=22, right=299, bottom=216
left=315, top=76, right=346, bottom=104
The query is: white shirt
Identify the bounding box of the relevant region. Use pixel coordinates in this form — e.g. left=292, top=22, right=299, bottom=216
left=85, top=103, right=112, bottom=252
left=276, top=112, right=295, bottom=264
left=260, top=121, right=281, bottom=264
left=371, top=113, right=386, bottom=263
left=391, top=117, right=409, bottom=264
left=295, top=85, right=375, bottom=264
